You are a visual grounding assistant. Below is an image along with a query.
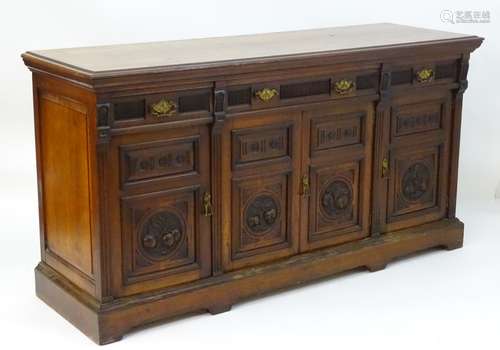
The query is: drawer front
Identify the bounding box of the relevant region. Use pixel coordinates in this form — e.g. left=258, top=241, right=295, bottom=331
left=380, top=90, right=452, bottom=232
left=390, top=60, right=459, bottom=88
left=102, top=88, right=212, bottom=128
left=226, top=71, right=379, bottom=113
left=301, top=102, right=374, bottom=251
left=109, top=125, right=211, bottom=296
left=221, top=113, right=301, bottom=271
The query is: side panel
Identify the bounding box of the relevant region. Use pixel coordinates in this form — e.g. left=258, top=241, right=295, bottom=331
left=40, top=92, right=93, bottom=275
left=34, top=75, right=98, bottom=296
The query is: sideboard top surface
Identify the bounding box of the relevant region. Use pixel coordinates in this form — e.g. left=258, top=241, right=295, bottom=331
left=23, top=23, right=482, bottom=80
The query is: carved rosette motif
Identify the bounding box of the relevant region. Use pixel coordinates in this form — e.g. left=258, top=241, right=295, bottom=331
left=244, top=195, right=280, bottom=235
left=321, top=179, right=353, bottom=219
left=139, top=211, right=184, bottom=260
left=401, top=162, right=431, bottom=201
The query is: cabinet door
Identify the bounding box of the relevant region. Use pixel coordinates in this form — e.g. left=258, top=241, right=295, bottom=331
left=109, top=125, right=211, bottom=297
left=378, top=90, right=452, bottom=232
left=300, top=101, right=374, bottom=251
left=221, top=112, right=301, bottom=271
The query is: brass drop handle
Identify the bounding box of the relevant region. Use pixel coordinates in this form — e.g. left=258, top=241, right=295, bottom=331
left=203, top=192, right=213, bottom=217
left=151, top=98, right=177, bottom=117
left=381, top=158, right=389, bottom=178
left=255, top=88, right=279, bottom=102
left=302, top=175, right=310, bottom=196
left=333, top=79, right=356, bottom=95
left=416, top=68, right=434, bottom=83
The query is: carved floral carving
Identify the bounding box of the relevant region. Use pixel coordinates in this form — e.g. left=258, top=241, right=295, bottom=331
left=401, top=162, right=431, bottom=201
left=321, top=180, right=352, bottom=218
left=244, top=195, right=280, bottom=235
left=139, top=211, right=184, bottom=260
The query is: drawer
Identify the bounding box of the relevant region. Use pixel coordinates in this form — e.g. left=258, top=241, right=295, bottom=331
left=226, top=71, right=379, bottom=112
left=101, top=88, right=212, bottom=128
left=391, top=59, right=459, bottom=88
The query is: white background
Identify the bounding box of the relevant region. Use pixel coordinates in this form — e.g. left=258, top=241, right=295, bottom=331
left=0, top=0, right=499, bottom=349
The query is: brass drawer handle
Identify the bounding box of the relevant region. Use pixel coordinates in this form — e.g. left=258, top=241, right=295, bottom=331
left=203, top=192, right=213, bottom=217
left=334, top=79, right=355, bottom=95
left=302, top=175, right=310, bottom=196
left=416, top=68, right=434, bottom=83
left=151, top=98, right=176, bottom=117
left=255, top=88, right=278, bottom=102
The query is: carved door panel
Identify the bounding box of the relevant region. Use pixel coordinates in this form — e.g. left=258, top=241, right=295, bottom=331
left=109, top=125, right=211, bottom=297
left=378, top=90, right=452, bottom=232
left=300, top=101, right=374, bottom=251
left=221, top=112, right=301, bottom=271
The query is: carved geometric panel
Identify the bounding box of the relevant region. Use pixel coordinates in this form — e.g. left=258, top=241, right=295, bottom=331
left=309, top=161, right=360, bottom=241
left=231, top=172, right=291, bottom=260
left=310, top=112, right=363, bottom=154
left=389, top=146, right=440, bottom=218
left=120, top=137, right=198, bottom=184
left=121, top=189, right=203, bottom=285
left=392, top=101, right=443, bottom=138
left=232, top=125, right=291, bottom=168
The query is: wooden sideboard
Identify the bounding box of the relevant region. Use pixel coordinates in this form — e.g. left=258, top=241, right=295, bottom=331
left=22, top=23, right=483, bottom=344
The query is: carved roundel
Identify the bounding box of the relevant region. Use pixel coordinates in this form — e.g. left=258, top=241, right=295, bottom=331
left=244, top=194, right=280, bottom=235
left=401, top=162, right=431, bottom=202
left=139, top=210, right=184, bottom=260
left=321, top=179, right=353, bottom=218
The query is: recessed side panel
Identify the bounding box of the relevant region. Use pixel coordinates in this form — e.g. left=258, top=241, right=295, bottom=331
left=39, top=92, right=94, bottom=282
